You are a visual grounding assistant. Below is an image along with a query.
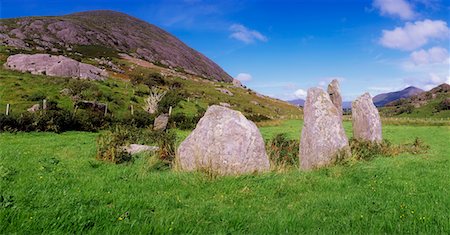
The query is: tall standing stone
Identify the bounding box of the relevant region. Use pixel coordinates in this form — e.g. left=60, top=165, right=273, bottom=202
left=327, top=79, right=343, bottom=118
left=352, top=93, right=382, bottom=143
left=177, top=105, right=269, bottom=175
left=300, top=87, right=349, bottom=170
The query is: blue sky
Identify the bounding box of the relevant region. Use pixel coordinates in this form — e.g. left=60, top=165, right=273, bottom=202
left=1, top=0, right=449, bottom=101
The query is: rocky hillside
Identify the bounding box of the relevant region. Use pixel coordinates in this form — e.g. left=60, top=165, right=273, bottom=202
left=373, top=86, right=424, bottom=107
left=380, top=83, right=450, bottom=118
left=0, top=10, right=232, bottom=82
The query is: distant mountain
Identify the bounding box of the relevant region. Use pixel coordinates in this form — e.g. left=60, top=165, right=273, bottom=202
left=0, top=10, right=232, bottom=82
left=288, top=98, right=305, bottom=107
left=288, top=99, right=352, bottom=109
left=380, top=83, right=450, bottom=118
left=373, top=86, right=424, bottom=107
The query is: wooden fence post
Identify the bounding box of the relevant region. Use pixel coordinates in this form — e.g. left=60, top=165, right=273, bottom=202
left=168, top=106, right=172, bottom=116
left=130, top=104, right=134, bottom=116
left=104, top=104, right=108, bottom=116
left=43, top=99, right=47, bottom=110
left=6, top=104, right=10, bottom=116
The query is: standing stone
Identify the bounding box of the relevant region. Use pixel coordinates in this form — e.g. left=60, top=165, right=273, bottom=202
left=327, top=79, right=343, bottom=118
left=352, top=93, right=382, bottom=143
left=300, top=87, right=349, bottom=170
left=177, top=105, right=269, bottom=175
left=153, top=113, right=169, bottom=131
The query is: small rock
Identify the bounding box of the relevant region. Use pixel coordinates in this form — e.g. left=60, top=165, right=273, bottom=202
left=123, top=144, right=159, bottom=155
left=219, top=102, right=231, bottom=107
left=153, top=113, right=169, bottom=131
left=27, top=104, right=40, bottom=113
left=215, top=88, right=233, bottom=96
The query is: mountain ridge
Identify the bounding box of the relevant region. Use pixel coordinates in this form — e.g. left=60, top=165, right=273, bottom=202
left=0, top=10, right=233, bottom=82
left=373, top=86, right=424, bottom=107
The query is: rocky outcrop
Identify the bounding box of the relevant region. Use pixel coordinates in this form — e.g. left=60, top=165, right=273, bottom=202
left=300, top=87, right=349, bottom=170
left=4, top=54, right=107, bottom=80
left=177, top=105, right=269, bottom=175
left=215, top=88, right=234, bottom=96
left=327, top=79, right=343, bottom=118
left=0, top=10, right=233, bottom=82
left=153, top=113, right=169, bottom=131
left=352, top=93, right=382, bottom=143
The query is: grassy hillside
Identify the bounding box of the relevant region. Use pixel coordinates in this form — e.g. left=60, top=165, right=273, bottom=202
left=379, top=84, right=450, bottom=119
left=1, top=122, right=449, bottom=233
left=0, top=47, right=301, bottom=122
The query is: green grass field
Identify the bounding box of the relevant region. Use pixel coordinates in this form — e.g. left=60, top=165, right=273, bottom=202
left=1, top=121, right=449, bottom=233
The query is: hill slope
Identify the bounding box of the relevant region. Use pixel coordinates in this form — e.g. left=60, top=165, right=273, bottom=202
left=373, top=86, right=424, bottom=107
left=379, top=84, right=450, bottom=118
left=0, top=10, right=232, bottom=82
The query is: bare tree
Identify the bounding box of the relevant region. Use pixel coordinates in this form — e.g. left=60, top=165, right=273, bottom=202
left=143, top=87, right=167, bottom=114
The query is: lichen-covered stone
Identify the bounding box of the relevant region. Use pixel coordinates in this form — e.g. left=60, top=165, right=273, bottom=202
left=352, top=93, right=382, bottom=143
left=300, top=87, right=349, bottom=170
left=177, top=105, right=269, bottom=175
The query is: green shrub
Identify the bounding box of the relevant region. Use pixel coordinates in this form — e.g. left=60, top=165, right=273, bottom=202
left=96, top=126, right=133, bottom=164
left=27, top=91, right=47, bottom=101
left=158, top=90, right=185, bottom=114
left=96, top=126, right=177, bottom=166
left=247, top=114, right=271, bottom=122
left=266, top=133, right=299, bottom=170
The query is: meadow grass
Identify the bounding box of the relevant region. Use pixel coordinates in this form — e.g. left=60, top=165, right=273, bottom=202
left=0, top=121, right=449, bottom=234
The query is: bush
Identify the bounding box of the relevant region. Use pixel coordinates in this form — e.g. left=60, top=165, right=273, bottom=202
left=96, top=126, right=133, bottom=164
left=96, top=126, right=177, bottom=166
left=348, top=137, right=429, bottom=162
left=266, top=134, right=299, bottom=170
left=27, top=92, right=47, bottom=101
left=247, top=114, right=271, bottom=122
left=157, top=90, right=185, bottom=114
left=131, top=72, right=166, bottom=87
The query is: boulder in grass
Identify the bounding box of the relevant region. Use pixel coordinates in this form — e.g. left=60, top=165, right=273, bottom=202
left=177, top=105, right=269, bottom=175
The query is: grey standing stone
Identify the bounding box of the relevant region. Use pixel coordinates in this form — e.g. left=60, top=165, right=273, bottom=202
left=327, top=79, right=343, bottom=118
left=153, top=113, right=169, bottom=131
left=300, top=87, right=349, bottom=170
left=352, top=93, right=382, bottom=143
left=177, top=105, right=269, bottom=175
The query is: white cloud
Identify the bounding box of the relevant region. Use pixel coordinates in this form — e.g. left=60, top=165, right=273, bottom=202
left=404, top=73, right=449, bottom=90
left=229, top=24, right=268, bottom=44
left=380, top=19, right=449, bottom=51
left=294, top=89, right=307, bottom=99
left=235, top=73, right=252, bottom=82
left=410, top=47, right=449, bottom=65
left=373, top=0, right=415, bottom=20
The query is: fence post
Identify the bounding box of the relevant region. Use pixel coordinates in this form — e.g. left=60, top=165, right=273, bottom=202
left=6, top=104, right=10, bottom=116
left=104, top=103, right=108, bottom=116
left=130, top=104, right=134, bottom=116
left=43, top=99, right=47, bottom=110
left=168, top=106, right=172, bottom=116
